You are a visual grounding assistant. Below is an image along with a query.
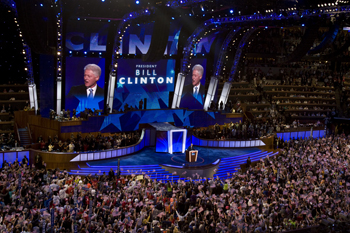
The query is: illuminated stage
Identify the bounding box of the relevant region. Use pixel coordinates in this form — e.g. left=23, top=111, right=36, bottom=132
left=70, top=147, right=279, bottom=181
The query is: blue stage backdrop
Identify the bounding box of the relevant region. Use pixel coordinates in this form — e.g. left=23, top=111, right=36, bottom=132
left=180, top=59, right=207, bottom=109
left=65, top=57, right=105, bottom=113
left=276, top=130, right=325, bottom=141
left=65, top=20, right=217, bottom=56
left=114, top=59, right=175, bottom=110
left=61, top=109, right=242, bottom=133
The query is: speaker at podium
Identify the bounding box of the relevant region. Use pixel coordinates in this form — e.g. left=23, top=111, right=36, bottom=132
left=186, top=150, right=198, bottom=162
left=186, top=143, right=198, bottom=162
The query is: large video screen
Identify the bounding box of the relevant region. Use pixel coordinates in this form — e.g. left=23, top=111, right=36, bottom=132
left=113, top=59, right=175, bottom=110
left=180, top=59, right=207, bottom=109
left=65, top=57, right=105, bottom=113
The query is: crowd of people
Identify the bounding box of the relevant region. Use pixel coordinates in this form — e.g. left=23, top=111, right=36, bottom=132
left=193, top=119, right=280, bottom=140
left=36, top=131, right=141, bottom=153
left=0, top=134, right=349, bottom=232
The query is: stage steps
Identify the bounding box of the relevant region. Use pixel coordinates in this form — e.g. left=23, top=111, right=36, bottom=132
left=213, top=150, right=279, bottom=179
left=69, top=150, right=277, bottom=182
left=70, top=164, right=180, bottom=182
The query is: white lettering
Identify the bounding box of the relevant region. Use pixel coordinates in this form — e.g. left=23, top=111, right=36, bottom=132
left=129, top=34, right=151, bottom=54
left=166, top=77, right=173, bottom=84
left=119, top=77, right=125, bottom=84
left=136, top=70, right=140, bottom=76
left=149, top=77, right=155, bottom=84
left=90, top=33, right=106, bottom=51
left=158, top=77, right=164, bottom=84
left=127, top=78, right=133, bottom=84
left=140, top=77, right=147, bottom=84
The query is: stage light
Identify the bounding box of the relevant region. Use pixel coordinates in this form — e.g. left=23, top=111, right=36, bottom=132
left=84, top=51, right=87, bottom=55
left=99, top=52, right=102, bottom=55
left=135, top=0, right=140, bottom=4
left=302, top=24, right=305, bottom=26
left=69, top=51, right=72, bottom=54
left=40, top=4, right=43, bottom=7
left=77, top=18, right=80, bottom=20
left=102, top=0, right=105, bottom=2
left=230, top=10, right=233, bottom=14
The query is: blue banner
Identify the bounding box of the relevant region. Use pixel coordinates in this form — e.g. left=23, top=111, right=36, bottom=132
left=113, top=59, right=175, bottom=110
left=116, top=59, right=175, bottom=93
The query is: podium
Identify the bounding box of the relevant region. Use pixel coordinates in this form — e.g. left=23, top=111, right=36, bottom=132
left=186, top=150, right=198, bottom=162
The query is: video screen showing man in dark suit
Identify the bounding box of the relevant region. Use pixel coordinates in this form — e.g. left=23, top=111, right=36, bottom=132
left=66, top=64, right=104, bottom=113
left=180, top=64, right=206, bottom=109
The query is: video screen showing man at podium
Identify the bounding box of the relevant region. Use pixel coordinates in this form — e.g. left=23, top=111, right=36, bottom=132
left=186, top=143, right=198, bottom=162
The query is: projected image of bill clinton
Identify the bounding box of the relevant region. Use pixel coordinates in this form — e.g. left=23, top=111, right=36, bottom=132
left=67, top=64, right=104, bottom=99
left=182, top=64, right=206, bottom=105
left=67, top=64, right=104, bottom=112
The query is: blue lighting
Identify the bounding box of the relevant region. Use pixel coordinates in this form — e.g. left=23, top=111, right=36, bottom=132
left=302, top=24, right=305, bottom=27
left=230, top=10, right=233, bottom=14
left=189, top=13, right=192, bottom=16
left=101, top=0, right=105, bottom=2
left=171, top=17, right=174, bottom=20
left=69, top=51, right=72, bottom=54
left=130, top=14, right=133, bottom=17
left=108, top=20, right=110, bottom=22
left=265, top=26, right=268, bottom=29
left=99, top=52, right=102, bottom=55
left=40, top=3, right=43, bottom=7
left=77, top=18, right=80, bottom=20
left=84, top=52, right=87, bottom=55
left=135, top=0, right=140, bottom=4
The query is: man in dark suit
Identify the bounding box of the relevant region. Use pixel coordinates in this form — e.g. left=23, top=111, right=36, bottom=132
left=187, top=143, right=194, bottom=151
left=67, top=64, right=104, bottom=99
left=67, top=64, right=104, bottom=112
left=181, top=64, right=206, bottom=106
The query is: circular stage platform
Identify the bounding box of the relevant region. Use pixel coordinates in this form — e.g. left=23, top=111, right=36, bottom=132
left=88, top=147, right=261, bottom=167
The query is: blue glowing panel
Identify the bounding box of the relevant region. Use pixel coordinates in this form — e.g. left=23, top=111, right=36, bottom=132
left=65, top=57, right=105, bottom=113
left=291, top=132, right=298, bottom=140
left=283, top=132, right=291, bottom=141
left=241, top=141, right=246, bottom=147
left=61, top=109, right=243, bottom=133
left=0, top=153, right=3, bottom=166
left=313, top=130, right=320, bottom=138
left=276, top=133, right=283, bottom=139
left=298, top=131, right=305, bottom=139
left=17, top=151, right=29, bottom=165
left=4, top=152, right=16, bottom=164
left=200, top=139, right=207, bottom=147
left=319, top=130, right=325, bottom=138
left=305, top=131, right=311, bottom=138
left=156, top=131, right=168, bottom=153
left=172, top=132, right=183, bottom=153
left=117, top=59, right=175, bottom=93
left=223, top=141, right=230, bottom=147
left=114, top=59, right=175, bottom=110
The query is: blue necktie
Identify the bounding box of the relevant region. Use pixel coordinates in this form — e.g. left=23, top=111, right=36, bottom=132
left=88, top=88, right=93, bottom=99
left=194, top=87, right=198, bottom=98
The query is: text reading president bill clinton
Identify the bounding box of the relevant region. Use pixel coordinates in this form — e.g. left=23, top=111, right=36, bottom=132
left=67, top=64, right=104, bottom=100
